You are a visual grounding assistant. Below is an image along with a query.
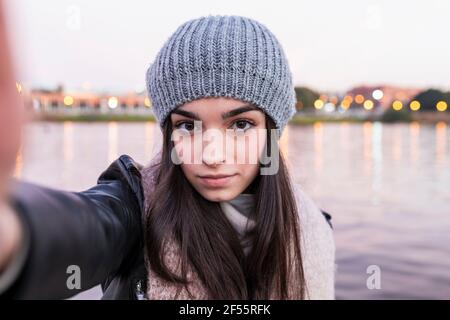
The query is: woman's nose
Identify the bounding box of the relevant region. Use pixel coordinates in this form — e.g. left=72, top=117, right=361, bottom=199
left=201, top=130, right=226, bottom=166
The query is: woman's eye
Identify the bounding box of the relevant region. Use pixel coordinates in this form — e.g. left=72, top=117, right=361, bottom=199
left=230, top=120, right=254, bottom=133
left=175, top=120, right=254, bottom=133
left=175, top=121, right=195, bottom=132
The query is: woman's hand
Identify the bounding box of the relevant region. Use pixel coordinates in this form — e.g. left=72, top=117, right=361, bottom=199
left=0, top=0, right=24, bottom=272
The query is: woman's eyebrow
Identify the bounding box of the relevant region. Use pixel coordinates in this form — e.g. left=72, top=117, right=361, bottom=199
left=221, top=104, right=259, bottom=119
left=171, top=109, right=201, bottom=120
left=171, top=104, right=258, bottom=120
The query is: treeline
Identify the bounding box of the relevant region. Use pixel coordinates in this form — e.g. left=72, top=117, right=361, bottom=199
left=294, top=87, right=450, bottom=112
left=409, top=89, right=450, bottom=112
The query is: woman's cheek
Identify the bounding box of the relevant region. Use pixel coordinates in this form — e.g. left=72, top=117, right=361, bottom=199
left=173, top=136, right=198, bottom=165
left=239, top=163, right=259, bottom=187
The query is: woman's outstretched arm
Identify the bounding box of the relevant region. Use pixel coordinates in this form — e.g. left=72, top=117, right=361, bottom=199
left=0, top=155, right=144, bottom=299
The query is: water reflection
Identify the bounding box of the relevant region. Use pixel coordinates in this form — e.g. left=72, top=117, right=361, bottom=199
left=363, top=121, right=372, bottom=177
left=436, top=122, right=446, bottom=168
left=392, top=125, right=402, bottom=162
left=108, top=122, right=118, bottom=163
left=314, top=122, right=323, bottom=174
left=410, top=121, right=420, bottom=165
left=371, top=122, right=382, bottom=205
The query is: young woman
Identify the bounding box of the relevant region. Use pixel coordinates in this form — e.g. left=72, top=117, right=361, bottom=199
left=0, top=15, right=335, bottom=300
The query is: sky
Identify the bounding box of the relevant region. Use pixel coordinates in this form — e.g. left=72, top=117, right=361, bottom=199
left=5, top=0, right=450, bottom=94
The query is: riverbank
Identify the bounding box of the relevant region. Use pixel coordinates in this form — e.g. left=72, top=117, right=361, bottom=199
left=32, top=111, right=450, bottom=124
left=34, top=113, right=156, bottom=122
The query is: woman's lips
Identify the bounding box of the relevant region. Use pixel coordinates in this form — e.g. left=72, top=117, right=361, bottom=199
left=198, top=174, right=237, bottom=188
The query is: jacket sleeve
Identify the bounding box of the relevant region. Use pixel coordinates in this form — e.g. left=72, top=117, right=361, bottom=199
left=0, top=154, right=144, bottom=299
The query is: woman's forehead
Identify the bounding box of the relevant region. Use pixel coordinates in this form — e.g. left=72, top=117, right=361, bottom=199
left=180, top=97, right=247, bottom=111
left=172, top=98, right=264, bottom=120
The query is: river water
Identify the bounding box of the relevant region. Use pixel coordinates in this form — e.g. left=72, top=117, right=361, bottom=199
left=16, top=121, right=450, bottom=299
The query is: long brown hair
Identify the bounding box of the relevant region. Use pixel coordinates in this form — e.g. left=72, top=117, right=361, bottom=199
left=144, top=116, right=306, bottom=299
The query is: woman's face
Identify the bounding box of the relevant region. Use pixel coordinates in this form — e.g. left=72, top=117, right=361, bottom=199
left=170, top=97, right=267, bottom=202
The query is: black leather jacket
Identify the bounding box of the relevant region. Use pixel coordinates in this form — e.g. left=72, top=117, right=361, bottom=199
left=1, top=154, right=332, bottom=300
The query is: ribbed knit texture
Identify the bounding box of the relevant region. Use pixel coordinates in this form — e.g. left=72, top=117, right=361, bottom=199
left=145, top=15, right=297, bottom=135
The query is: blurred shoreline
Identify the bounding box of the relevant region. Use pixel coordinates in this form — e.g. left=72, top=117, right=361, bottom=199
left=29, top=111, right=450, bottom=124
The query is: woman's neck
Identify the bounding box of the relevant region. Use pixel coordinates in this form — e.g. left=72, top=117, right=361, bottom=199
left=227, top=193, right=255, bottom=219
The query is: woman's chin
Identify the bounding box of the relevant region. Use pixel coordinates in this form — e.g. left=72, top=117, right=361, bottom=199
left=197, top=187, right=239, bottom=203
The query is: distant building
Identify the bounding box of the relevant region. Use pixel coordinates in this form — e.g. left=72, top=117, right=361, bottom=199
left=24, top=87, right=153, bottom=115
left=347, top=85, right=422, bottom=110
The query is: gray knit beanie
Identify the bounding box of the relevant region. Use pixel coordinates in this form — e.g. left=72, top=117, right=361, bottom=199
left=145, top=14, right=297, bottom=135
